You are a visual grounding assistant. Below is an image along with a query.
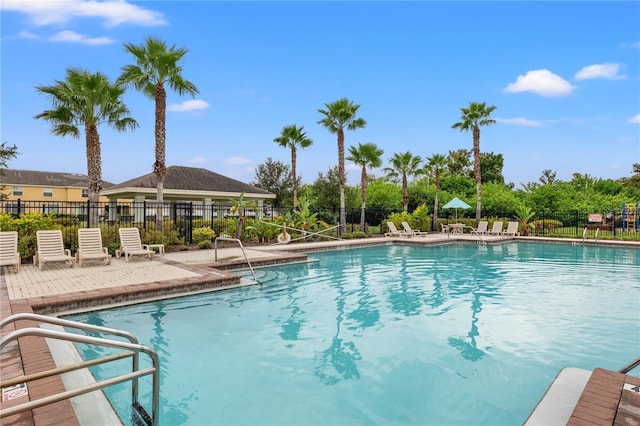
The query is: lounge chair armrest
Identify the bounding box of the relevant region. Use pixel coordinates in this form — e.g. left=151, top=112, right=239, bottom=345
left=101, top=247, right=109, bottom=254
left=64, top=249, right=72, bottom=257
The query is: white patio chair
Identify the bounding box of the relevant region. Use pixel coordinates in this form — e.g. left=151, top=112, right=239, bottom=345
left=385, top=222, right=410, bottom=237
left=35, top=230, right=74, bottom=270
left=471, top=220, right=489, bottom=235
left=502, top=221, right=520, bottom=237
left=402, top=221, right=426, bottom=236
left=487, top=221, right=504, bottom=235
left=117, top=228, right=154, bottom=262
left=440, top=223, right=450, bottom=234
left=0, top=231, right=21, bottom=272
left=77, top=228, right=111, bottom=266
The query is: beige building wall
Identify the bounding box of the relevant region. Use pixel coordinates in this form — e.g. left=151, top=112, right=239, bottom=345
left=2, top=184, right=109, bottom=202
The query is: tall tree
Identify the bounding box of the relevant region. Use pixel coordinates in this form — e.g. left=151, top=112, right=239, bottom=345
left=383, top=151, right=422, bottom=212
left=452, top=101, right=497, bottom=222
left=0, top=142, right=18, bottom=201
left=252, top=157, right=295, bottom=208
left=347, top=142, right=384, bottom=232
left=35, top=68, right=137, bottom=226
left=273, top=125, right=313, bottom=209
left=539, top=169, right=558, bottom=185
left=317, top=98, right=366, bottom=235
left=117, top=37, right=199, bottom=230
left=426, top=154, right=447, bottom=230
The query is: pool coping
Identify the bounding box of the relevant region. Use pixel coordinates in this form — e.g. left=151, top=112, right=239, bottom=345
left=1, top=236, right=639, bottom=425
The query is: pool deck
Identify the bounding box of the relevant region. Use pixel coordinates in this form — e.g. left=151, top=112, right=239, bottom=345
left=1, top=234, right=638, bottom=425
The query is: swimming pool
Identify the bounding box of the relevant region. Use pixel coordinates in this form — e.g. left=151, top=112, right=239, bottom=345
left=65, top=241, right=639, bottom=425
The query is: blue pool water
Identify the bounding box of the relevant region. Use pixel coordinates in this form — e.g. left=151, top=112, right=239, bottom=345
left=66, top=242, right=639, bottom=425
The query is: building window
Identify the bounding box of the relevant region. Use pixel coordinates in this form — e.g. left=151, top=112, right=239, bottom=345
left=42, top=204, right=59, bottom=214
left=43, top=188, right=53, bottom=197
left=82, top=189, right=89, bottom=198
left=12, top=186, right=23, bottom=196
left=4, top=203, right=25, bottom=214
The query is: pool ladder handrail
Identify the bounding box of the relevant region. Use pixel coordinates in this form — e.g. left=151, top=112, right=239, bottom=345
left=0, top=313, right=160, bottom=426
left=619, top=355, right=640, bottom=374
left=214, top=236, right=257, bottom=283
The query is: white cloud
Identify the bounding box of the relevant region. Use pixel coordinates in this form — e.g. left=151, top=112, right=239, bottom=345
left=190, top=157, right=207, bottom=164
left=1, top=0, right=166, bottom=27
left=167, top=100, right=209, bottom=112
left=503, top=69, right=576, bottom=97
left=225, top=157, right=253, bottom=166
left=574, top=63, right=626, bottom=81
left=49, top=30, right=113, bottom=45
left=17, top=30, right=39, bottom=40
left=629, top=114, right=640, bottom=124
left=495, top=117, right=545, bottom=127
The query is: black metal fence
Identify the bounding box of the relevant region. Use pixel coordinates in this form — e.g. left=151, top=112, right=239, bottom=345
left=1, top=200, right=638, bottom=248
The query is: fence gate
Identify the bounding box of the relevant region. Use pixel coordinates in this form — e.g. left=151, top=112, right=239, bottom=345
left=173, top=202, right=193, bottom=244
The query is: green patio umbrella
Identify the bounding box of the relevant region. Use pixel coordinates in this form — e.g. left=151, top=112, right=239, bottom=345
left=442, top=197, right=470, bottom=221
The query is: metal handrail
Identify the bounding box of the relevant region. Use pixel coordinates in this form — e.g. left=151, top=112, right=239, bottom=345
left=1, top=324, right=160, bottom=425
left=619, top=356, right=640, bottom=374
left=260, top=221, right=342, bottom=243
left=214, top=237, right=257, bottom=282
left=1, top=313, right=142, bottom=405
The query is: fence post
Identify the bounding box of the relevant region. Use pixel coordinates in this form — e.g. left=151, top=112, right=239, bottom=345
left=17, top=199, right=21, bottom=217
left=86, top=200, right=91, bottom=228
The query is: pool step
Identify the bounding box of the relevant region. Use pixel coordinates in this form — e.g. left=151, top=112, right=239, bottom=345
left=132, top=401, right=152, bottom=426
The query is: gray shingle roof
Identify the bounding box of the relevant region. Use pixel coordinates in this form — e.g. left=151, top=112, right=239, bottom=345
left=107, top=166, right=272, bottom=195
left=2, top=169, right=114, bottom=188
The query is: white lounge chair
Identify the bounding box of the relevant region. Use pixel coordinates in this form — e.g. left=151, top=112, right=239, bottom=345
left=35, top=230, right=74, bottom=270
left=385, top=222, right=410, bottom=237
left=487, top=221, right=504, bottom=235
left=77, top=228, right=111, bottom=266
left=502, top=221, right=520, bottom=237
left=402, top=221, right=426, bottom=236
left=471, top=220, right=489, bottom=235
left=117, top=228, right=154, bottom=261
left=0, top=231, right=21, bottom=272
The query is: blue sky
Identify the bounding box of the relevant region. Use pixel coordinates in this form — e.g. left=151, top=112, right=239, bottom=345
left=1, top=1, right=639, bottom=189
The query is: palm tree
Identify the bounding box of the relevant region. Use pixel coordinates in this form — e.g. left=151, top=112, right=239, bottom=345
left=273, top=125, right=313, bottom=209
left=117, top=37, right=199, bottom=230
left=383, top=151, right=422, bottom=212
left=347, top=142, right=384, bottom=232
left=452, top=101, right=497, bottom=222
left=35, top=68, right=138, bottom=227
left=317, top=98, right=366, bottom=235
left=426, top=153, right=447, bottom=230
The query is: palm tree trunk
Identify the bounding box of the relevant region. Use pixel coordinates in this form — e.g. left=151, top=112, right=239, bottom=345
left=292, top=146, right=298, bottom=209
left=402, top=174, right=408, bottom=212
left=337, top=129, right=346, bottom=235
left=154, top=83, right=167, bottom=231
left=85, top=124, right=102, bottom=227
left=360, top=166, right=367, bottom=231
left=473, top=126, right=482, bottom=222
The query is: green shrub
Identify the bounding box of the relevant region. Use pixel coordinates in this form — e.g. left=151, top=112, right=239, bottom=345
left=341, top=231, right=368, bottom=239
left=193, top=227, right=215, bottom=244
left=198, top=240, right=212, bottom=249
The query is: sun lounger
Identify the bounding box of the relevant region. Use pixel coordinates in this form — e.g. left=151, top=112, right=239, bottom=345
left=501, top=221, right=520, bottom=236
left=471, top=220, right=489, bottom=235
left=0, top=231, right=21, bottom=272
left=487, top=221, right=504, bottom=235
left=77, top=228, right=111, bottom=266
left=117, top=227, right=155, bottom=261
left=402, top=221, right=426, bottom=236
left=35, top=230, right=74, bottom=270
left=385, top=222, right=411, bottom=237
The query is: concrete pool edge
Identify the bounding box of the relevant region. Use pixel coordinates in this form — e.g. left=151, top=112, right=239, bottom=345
left=524, top=367, right=592, bottom=425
